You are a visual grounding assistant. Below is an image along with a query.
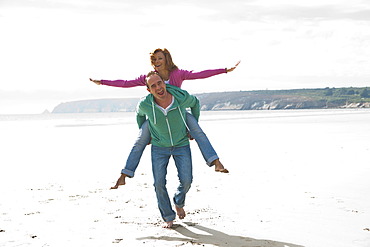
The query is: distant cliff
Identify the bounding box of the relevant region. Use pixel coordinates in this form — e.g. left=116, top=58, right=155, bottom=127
left=52, top=87, right=370, bottom=113
left=196, top=88, right=370, bottom=110
left=52, top=98, right=139, bottom=113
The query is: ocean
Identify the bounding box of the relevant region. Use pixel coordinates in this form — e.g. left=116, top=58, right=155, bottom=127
left=1, top=108, right=370, bottom=188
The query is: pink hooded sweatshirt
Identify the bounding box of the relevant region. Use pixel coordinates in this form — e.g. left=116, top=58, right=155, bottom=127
left=100, top=68, right=227, bottom=89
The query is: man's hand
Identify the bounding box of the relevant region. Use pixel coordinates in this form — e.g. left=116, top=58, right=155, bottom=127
left=110, top=174, right=127, bottom=189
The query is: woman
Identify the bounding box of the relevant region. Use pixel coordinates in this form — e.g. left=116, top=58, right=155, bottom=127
left=90, top=48, right=239, bottom=188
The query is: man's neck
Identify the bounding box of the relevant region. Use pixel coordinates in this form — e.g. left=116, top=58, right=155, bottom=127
left=155, top=93, right=173, bottom=109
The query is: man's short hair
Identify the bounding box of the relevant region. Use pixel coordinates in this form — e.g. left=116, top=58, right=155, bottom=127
left=145, top=71, right=162, bottom=88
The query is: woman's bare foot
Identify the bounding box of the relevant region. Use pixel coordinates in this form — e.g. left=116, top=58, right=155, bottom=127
left=212, top=159, right=229, bottom=173
left=175, top=206, right=186, bottom=219
left=163, top=221, right=174, bottom=228
left=110, top=174, right=127, bottom=189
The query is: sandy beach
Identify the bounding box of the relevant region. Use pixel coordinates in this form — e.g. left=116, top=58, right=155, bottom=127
left=1, top=109, right=369, bottom=247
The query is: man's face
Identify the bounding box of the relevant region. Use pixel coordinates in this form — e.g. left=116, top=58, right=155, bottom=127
left=147, top=74, right=167, bottom=100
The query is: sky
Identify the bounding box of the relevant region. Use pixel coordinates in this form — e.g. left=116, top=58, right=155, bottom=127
left=1, top=0, right=370, bottom=114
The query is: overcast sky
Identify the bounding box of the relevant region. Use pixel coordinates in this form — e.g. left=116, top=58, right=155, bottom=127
left=1, top=0, right=370, bottom=114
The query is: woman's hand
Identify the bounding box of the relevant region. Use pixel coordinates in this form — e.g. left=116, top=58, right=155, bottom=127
left=226, top=61, right=240, bottom=73
left=89, top=78, right=101, bottom=85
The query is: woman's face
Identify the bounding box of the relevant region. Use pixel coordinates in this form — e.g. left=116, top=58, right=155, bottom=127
left=151, top=52, right=167, bottom=72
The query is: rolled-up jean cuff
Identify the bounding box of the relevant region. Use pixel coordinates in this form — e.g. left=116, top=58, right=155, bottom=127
left=206, top=155, right=219, bottom=167
left=175, top=202, right=185, bottom=209
left=163, top=214, right=176, bottom=223
left=121, top=169, right=134, bottom=178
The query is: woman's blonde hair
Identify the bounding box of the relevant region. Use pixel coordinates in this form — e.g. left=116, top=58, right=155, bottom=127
left=150, top=48, right=178, bottom=72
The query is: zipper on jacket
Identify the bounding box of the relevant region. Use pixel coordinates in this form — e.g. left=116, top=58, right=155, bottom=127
left=165, top=116, right=174, bottom=146
left=156, top=105, right=177, bottom=147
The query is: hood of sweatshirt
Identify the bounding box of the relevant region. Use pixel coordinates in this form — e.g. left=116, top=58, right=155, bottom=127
left=136, top=84, right=200, bottom=147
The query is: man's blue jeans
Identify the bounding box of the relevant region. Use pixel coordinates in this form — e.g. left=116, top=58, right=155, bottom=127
left=151, top=145, right=193, bottom=223
left=121, top=113, right=218, bottom=177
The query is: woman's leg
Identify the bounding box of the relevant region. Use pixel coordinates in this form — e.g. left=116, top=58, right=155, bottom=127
left=185, top=113, right=217, bottom=166
left=121, top=120, right=151, bottom=177
left=186, top=113, right=228, bottom=172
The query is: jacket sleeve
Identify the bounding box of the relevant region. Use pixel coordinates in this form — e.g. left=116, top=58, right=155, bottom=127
left=136, top=104, right=147, bottom=128
left=101, top=75, right=147, bottom=88
left=183, top=93, right=200, bottom=122
left=190, top=98, right=200, bottom=121
left=179, top=68, right=227, bottom=81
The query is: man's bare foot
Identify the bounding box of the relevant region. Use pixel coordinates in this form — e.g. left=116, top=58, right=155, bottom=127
left=163, top=221, right=174, bottom=228
left=175, top=206, right=186, bottom=219
left=110, top=174, right=127, bottom=189
left=212, top=159, right=229, bottom=173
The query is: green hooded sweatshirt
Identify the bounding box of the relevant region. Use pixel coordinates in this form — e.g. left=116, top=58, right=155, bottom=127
left=136, top=84, right=200, bottom=148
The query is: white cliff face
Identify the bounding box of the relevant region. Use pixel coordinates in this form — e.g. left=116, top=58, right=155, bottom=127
left=211, top=102, right=244, bottom=110
left=342, top=102, right=370, bottom=108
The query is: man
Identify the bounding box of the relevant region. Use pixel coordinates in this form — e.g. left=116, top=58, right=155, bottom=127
left=117, top=71, right=200, bottom=228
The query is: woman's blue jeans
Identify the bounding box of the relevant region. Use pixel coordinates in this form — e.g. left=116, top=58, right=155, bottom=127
left=121, top=112, right=218, bottom=177
left=151, top=145, right=193, bottom=222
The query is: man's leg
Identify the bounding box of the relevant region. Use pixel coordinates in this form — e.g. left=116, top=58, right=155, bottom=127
left=151, top=145, right=176, bottom=225
left=172, top=145, right=193, bottom=219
